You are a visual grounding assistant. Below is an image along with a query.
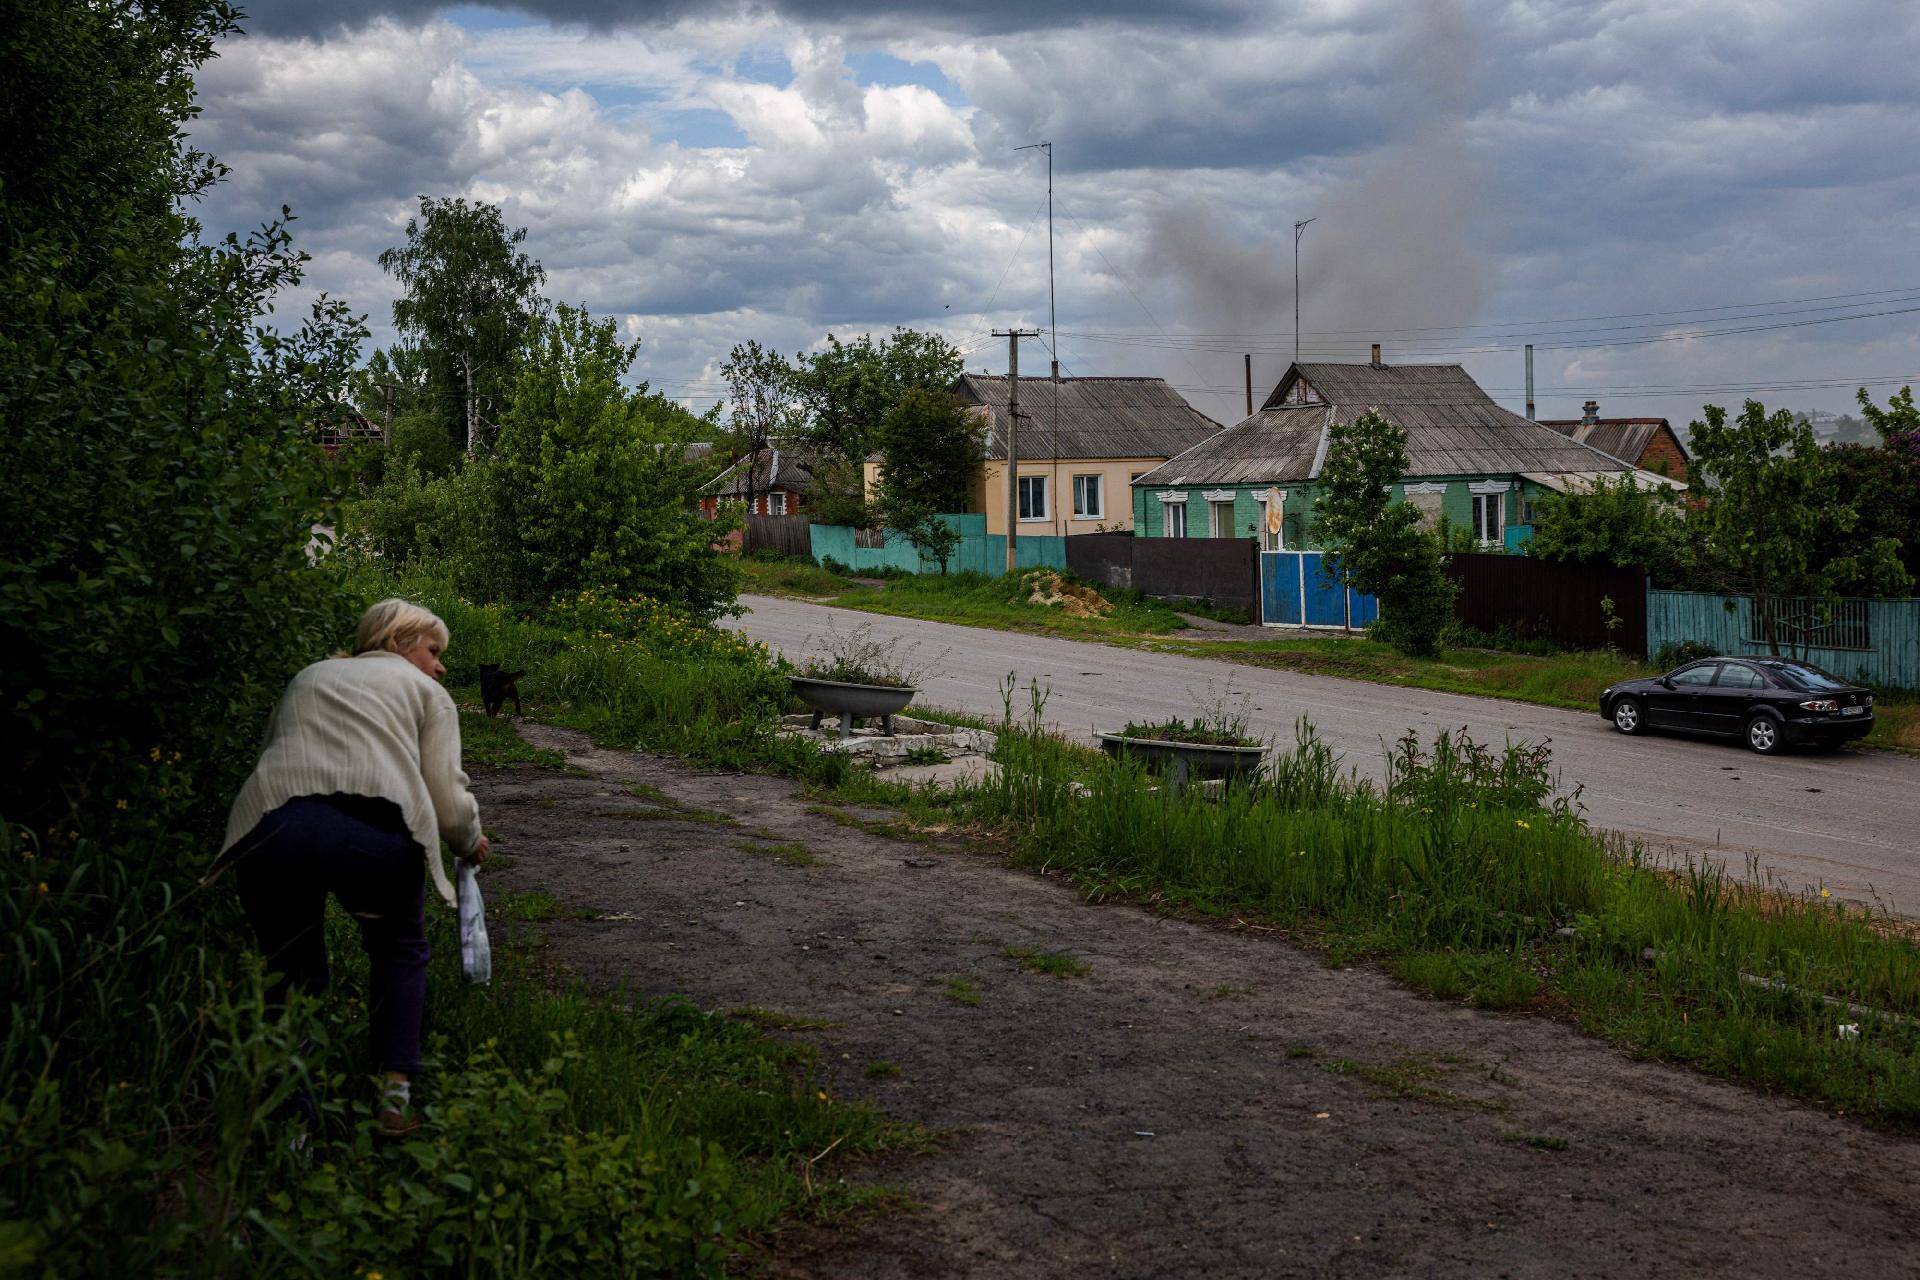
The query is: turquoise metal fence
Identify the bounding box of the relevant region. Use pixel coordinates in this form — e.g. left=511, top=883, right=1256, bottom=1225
left=1646, top=590, right=1920, bottom=690
left=808, top=514, right=1066, bottom=576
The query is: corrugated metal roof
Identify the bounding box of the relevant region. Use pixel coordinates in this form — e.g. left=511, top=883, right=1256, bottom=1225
left=1132, top=405, right=1325, bottom=486
left=1138, top=362, right=1639, bottom=486
left=707, top=440, right=828, bottom=496
left=956, top=374, right=1222, bottom=461
left=1538, top=418, right=1687, bottom=466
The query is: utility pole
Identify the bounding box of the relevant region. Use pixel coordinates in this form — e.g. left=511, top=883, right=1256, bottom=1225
left=1244, top=353, right=1253, bottom=418
left=994, top=328, right=1042, bottom=573
left=1292, top=218, right=1315, bottom=366
left=1015, top=143, right=1057, bottom=380
left=1524, top=344, right=1536, bottom=420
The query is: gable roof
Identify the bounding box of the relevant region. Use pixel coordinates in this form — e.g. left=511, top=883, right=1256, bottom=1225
left=706, top=440, right=826, bottom=497
left=1537, top=418, right=1688, bottom=467
left=954, top=374, right=1221, bottom=461
left=1137, top=361, right=1646, bottom=487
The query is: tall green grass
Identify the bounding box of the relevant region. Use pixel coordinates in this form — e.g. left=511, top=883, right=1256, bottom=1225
left=928, top=716, right=1920, bottom=1124
left=0, top=572, right=878, bottom=1276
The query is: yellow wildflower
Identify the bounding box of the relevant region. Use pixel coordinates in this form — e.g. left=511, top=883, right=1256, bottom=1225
left=1514, top=819, right=1530, bottom=830
left=38, top=882, right=49, bottom=894
left=1819, top=888, right=1832, bottom=899
left=116, top=799, right=128, bottom=811
left=149, top=747, right=162, bottom=762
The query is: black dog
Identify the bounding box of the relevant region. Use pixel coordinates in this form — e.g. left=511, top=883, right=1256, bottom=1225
left=478, top=664, right=525, bottom=719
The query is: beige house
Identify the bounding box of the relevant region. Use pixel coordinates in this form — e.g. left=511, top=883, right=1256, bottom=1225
left=863, top=374, right=1222, bottom=536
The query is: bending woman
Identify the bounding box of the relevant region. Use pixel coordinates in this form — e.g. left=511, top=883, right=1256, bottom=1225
left=222, top=598, right=488, bottom=1136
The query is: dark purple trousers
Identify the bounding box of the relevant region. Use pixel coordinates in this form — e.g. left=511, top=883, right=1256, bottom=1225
left=233, top=795, right=430, bottom=1076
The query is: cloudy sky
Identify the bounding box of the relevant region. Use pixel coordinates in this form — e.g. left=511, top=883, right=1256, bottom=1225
left=193, top=0, right=1920, bottom=429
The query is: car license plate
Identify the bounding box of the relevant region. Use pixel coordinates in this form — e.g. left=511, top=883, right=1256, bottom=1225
left=1842, top=706, right=1864, bottom=716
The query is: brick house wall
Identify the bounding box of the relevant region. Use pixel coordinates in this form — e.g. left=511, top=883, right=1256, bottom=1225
left=1634, top=427, right=1689, bottom=484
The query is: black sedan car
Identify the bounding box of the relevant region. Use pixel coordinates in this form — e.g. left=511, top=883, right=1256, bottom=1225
left=1599, top=657, right=1874, bottom=754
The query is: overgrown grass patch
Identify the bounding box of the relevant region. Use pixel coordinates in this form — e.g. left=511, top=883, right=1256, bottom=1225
left=918, top=714, right=1920, bottom=1126
left=457, top=706, right=567, bottom=769
left=827, top=570, right=1192, bottom=640
left=1004, top=946, right=1089, bottom=978
left=736, top=553, right=857, bottom=599
left=738, top=839, right=824, bottom=867
left=941, top=976, right=983, bottom=1007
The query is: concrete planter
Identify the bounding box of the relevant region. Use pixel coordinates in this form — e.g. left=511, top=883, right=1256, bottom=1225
left=1099, top=733, right=1267, bottom=790
left=788, top=676, right=918, bottom=740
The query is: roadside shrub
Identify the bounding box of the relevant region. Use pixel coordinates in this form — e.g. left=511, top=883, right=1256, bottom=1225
left=270, top=1043, right=737, bottom=1275
left=1652, top=639, right=1718, bottom=669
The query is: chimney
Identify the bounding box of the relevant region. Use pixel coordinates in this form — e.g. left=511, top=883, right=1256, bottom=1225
left=1581, top=399, right=1599, bottom=425
left=1370, top=342, right=1382, bottom=368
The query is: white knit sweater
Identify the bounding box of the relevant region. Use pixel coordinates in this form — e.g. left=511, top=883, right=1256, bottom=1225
left=222, top=651, right=484, bottom=908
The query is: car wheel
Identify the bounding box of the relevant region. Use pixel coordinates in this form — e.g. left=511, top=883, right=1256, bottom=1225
left=1611, top=696, right=1645, bottom=736
left=1745, top=715, right=1784, bottom=754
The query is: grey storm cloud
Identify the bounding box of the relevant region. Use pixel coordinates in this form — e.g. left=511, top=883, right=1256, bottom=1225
left=191, top=0, right=1920, bottom=423
left=235, top=0, right=1259, bottom=38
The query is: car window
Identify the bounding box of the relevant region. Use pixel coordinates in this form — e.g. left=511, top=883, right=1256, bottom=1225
left=1670, top=664, right=1718, bottom=688
left=1716, top=664, right=1765, bottom=689
left=1767, top=662, right=1848, bottom=691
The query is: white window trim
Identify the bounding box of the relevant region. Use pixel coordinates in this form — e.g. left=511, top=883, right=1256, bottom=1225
left=1159, top=489, right=1189, bottom=504
left=1209, top=498, right=1238, bottom=538
left=1018, top=473, right=1050, bottom=522
left=1201, top=488, right=1236, bottom=503
left=1471, top=491, right=1503, bottom=547
left=769, top=491, right=787, bottom=515
left=1071, top=473, right=1105, bottom=520
left=1403, top=481, right=1447, bottom=495
left=1468, top=479, right=1511, bottom=496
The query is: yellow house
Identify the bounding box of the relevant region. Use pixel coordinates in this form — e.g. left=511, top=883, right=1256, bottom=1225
left=863, top=374, right=1222, bottom=536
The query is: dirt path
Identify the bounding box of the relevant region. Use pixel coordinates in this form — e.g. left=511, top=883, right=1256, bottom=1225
left=476, top=724, right=1920, bottom=1279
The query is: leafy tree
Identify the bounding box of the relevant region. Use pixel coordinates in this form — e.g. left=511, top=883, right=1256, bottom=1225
left=793, top=327, right=964, bottom=461
left=799, top=454, right=877, bottom=529
left=871, top=386, right=982, bottom=573
left=486, top=305, right=741, bottom=618
left=720, top=340, right=806, bottom=512
left=1310, top=411, right=1456, bottom=656
left=378, top=196, right=546, bottom=453
left=1689, top=401, right=1909, bottom=647
left=1858, top=384, right=1920, bottom=457
left=1526, top=475, right=1697, bottom=587
left=1, top=7, right=371, bottom=1267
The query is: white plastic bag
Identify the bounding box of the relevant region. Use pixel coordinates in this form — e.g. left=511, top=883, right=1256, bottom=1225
left=457, top=861, right=492, bottom=985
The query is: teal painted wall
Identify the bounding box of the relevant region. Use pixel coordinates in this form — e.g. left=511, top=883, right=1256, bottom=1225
left=1130, top=475, right=1540, bottom=552
left=1647, top=591, right=1920, bottom=691
left=808, top=513, right=1065, bottom=576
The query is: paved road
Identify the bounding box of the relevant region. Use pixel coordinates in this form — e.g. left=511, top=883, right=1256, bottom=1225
left=730, top=594, right=1920, bottom=910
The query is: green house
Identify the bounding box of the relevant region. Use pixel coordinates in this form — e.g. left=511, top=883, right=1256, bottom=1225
left=1131, top=359, right=1683, bottom=552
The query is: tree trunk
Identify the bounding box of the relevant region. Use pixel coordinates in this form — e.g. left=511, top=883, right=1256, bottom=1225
left=463, top=353, right=477, bottom=453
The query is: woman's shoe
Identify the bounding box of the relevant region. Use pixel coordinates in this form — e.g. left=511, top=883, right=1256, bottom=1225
left=376, top=1108, right=421, bottom=1139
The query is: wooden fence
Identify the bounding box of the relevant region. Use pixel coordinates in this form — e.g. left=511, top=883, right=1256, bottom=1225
left=1647, top=591, right=1920, bottom=690
left=742, top=514, right=812, bottom=559
left=1443, top=554, right=1648, bottom=656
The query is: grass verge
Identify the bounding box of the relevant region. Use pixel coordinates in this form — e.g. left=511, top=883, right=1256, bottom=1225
left=747, top=567, right=1920, bottom=753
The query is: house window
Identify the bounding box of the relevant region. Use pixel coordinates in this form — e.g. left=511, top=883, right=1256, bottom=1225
left=1210, top=499, right=1237, bottom=538
left=1472, top=492, right=1503, bottom=546
left=1072, top=474, right=1103, bottom=520
left=1018, top=474, right=1049, bottom=521
left=1161, top=500, right=1188, bottom=538
left=769, top=491, right=787, bottom=516
left=1257, top=494, right=1286, bottom=551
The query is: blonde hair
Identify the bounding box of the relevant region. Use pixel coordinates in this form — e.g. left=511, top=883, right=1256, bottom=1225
left=355, top=598, right=449, bottom=656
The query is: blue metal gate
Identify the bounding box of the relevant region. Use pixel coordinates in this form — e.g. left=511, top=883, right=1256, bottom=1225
left=1260, top=551, right=1380, bottom=630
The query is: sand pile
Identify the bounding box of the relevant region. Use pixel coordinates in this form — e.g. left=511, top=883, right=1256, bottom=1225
left=1022, top=570, right=1114, bottom=617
